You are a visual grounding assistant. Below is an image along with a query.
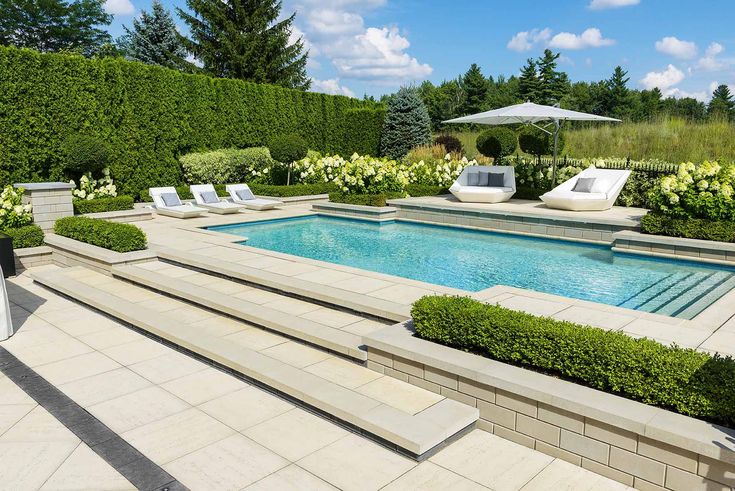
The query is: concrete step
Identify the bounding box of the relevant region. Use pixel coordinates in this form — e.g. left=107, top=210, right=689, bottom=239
left=112, top=261, right=376, bottom=361
left=154, top=247, right=411, bottom=322
left=32, top=266, right=479, bottom=459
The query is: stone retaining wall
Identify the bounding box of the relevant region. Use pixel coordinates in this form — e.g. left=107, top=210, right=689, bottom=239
left=13, top=246, right=53, bottom=273
left=614, top=230, right=735, bottom=265
left=312, top=202, right=397, bottom=221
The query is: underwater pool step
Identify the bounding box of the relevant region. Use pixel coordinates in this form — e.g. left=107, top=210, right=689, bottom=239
left=671, top=274, right=735, bottom=320
left=31, top=266, right=478, bottom=458
left=635, top=272, right=709, bottom=314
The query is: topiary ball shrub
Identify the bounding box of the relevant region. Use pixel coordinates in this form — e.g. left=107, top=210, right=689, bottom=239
left=61, top=134, right=111, bottom=175
left=269, top=134, right=308, bottom=164
left=3, top=224, right=44, bottom=249
left=476, top=127, right=517, bottom=160
left=433, top=135, right=463, bottom=154
left=518, top=127, right=565, bottom=157
left=381, top=87, right=432, bottom=160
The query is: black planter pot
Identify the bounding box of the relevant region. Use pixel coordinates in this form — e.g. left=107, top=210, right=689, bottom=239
left=0, top=233, right=16, bottom=278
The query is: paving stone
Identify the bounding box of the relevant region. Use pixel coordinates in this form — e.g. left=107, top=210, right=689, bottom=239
left=304, top=357, right=382, bottom=389
left=59, top=367, right=152, bottom=407
left=244, top=464, right=337, bottom=490
left=40, top=443, right=134, bottom=490
left=581, top=458, right=635, bottom=487
left=161, top=368, right=247, bottom=405
left=0, top=440, right=79, bottom=490
left=382, top=461, right=486, bottom=490
left=356, top=375, right=443, bottom=415
left=524, top=458, right=631, bottom=491
left=87, top=386, right=189, bottom=434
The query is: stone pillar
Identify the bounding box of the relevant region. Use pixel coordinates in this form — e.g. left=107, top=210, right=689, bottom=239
left=13, top=182, right=74, bottom=232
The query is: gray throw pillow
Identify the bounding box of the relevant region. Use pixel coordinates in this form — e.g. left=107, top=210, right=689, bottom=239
left=467, top=171, right=480, bottom=186
left=478, top=171, right=490, bottom=186
left=487, top=172, right=505, bottom=187
left=200, top=191, right=219, bottom=204
left=160, top=192, right=182, bottom=207
left=572, top=177, right=596, bottom=193
left=236, top=188, right=255, bottom=201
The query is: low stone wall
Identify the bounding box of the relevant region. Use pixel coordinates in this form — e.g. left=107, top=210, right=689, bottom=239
left=14, top=182, right=74, bottom=232
left=614, top=230, right=735, bottom=265
left=13, top=246, right=53, bottom=273
left=364, top=323, right=735, bottom=491
left=312, top=202, right=397, bottom=221
left=44, top=234, right=156, bottom=275
left=83, top=208, right=153, bottom=223
left=388, top=201, right=636, bottom=244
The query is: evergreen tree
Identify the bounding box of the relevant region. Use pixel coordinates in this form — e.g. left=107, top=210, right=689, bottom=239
left=179, top=0, right=310, bottom=89
left=604, top=66, right=633, bottom=119
left=0, top=0, right=112, bottom=56
left=518, top=58, right=540, bottom=103
left=459, top=63, right=489, bottom=115
left=381, top=87, right=432, bottom=159
left=537, top=49, right=569, bottom=104
left=120, top=0, right=187, bottom=69
left=708, top=84, right=734, bottom=120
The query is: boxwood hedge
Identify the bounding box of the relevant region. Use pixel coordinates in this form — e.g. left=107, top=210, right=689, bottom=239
left=641, top=213, right=735, bottom=242
left=3, top=225, right=44, bottom=249
left=54, top=216, right=147, bottom=253
left=411, top=295, right=735, bottom=427
left=73, top=196, right=135, bottom=215
left=329, top=192, right=404, bottom=207
left=0, top=46, right=383, bottom=195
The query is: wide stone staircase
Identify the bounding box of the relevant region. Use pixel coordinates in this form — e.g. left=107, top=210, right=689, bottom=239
left=32, top=260, right=479, bottom=458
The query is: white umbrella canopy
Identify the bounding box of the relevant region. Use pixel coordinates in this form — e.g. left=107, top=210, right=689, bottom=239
left=443, top=102, right=621, bottom=185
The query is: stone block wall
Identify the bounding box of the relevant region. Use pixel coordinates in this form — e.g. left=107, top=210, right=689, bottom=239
left=14, top=183, right=74, bottom=232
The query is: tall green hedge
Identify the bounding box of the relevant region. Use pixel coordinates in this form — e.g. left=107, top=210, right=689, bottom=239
left=0, top=46, right=384, bottom=197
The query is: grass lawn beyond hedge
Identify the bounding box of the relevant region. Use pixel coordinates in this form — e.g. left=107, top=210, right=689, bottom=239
left=411, top=295, right=735, bottom=427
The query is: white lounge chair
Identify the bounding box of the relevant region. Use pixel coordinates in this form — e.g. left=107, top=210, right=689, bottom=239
left=225, top=184, right=280, bottom=211
left=148, top=187, right=207, bottom=219
left=540, top=168, right=631, bottom=211
left=449, top=165, right=516, bottom=203
left=190, top=184, right=243, bottom=214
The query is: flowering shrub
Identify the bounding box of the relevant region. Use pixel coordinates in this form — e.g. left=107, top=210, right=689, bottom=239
left=0, top=185, right=33, bottom=229
left=70, top=168, right=117, bottom=200
left=180, top=148, right=272, bottom=185
left=404, top=155, right=471, bottom=187
left=648, top=161, right=735, bottom=220
left=333, top=154, right=408, bottom=194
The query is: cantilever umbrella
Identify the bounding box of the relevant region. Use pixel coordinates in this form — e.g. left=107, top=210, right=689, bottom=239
left=444, top=102, right=621, bottom=186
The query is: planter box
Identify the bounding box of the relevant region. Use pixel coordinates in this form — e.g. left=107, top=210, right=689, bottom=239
left=312, top=202, right=397, bottom=221
left=44, top=234, right=156, bottom=275
left=0, top=233, right=15, bottom=277
left=363, top=322, right=735, bottom=490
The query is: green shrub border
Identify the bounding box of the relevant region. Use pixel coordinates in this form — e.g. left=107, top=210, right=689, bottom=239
left=173, top=182, right=337, bottom=200
left=404, top=184, right=449, bottom=197
left=641, top=213, right=735, bottom=242
left=411, top=295, right=735, bottom=427
left=73, top=195, right=135, bottom=215
left=2, top=224, right=44, bottom=249
left=54, top=216, right=147, bottom=253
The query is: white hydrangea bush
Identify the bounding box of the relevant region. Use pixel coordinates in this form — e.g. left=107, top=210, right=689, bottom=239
left=0, top=185, right=33, bottom=229
left=404, top=154, right=470, bottom=187
left=70, top=167, right=117, bottom=200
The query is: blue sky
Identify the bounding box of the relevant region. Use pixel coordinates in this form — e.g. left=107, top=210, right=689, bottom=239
left=103, top=0, right=735, bottom=101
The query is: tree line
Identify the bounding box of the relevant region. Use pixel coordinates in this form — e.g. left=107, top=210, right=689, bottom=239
left=0, top=0, right=310, bottom=89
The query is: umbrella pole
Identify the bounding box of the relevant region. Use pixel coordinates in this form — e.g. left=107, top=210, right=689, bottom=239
left=551, top=119, right=560, bottom=187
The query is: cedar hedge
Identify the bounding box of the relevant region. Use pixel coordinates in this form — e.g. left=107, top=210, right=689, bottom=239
left=73, top=195, right=135, bottom=215
left=641, top=213, right=735, bottom=242
left=173, top=183, right=337, bottom=200
left=0, top=46, right=383, bottom=195
left=54, top=216, right=147, bottom=253
left=405, top=184, right=449, bottom=197
left=3, top=225, right=44, bottom=249
left=329, top=192, right=404, bottom=207
left=411, top=295, right=735, bottom=427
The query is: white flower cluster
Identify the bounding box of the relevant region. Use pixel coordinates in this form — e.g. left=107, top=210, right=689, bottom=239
left=404, top=154, right=472, bottom=187
left=332, top=154, right=409, bottom=194
left=0, top=185, right=33, bottom=229
left=70, top=167, right=117, bottom=201
left=652, top=161, right=735, bottom=214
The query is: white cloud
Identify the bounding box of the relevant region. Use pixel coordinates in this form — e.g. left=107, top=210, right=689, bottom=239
left=696, top=42, right=728, bottom=71
left=310, top=78, right=355, bottom=97
left=307, top=9, right=364, bottom=36
left=588, top=0, right=640, bottom=9
left=640, top=64, right=685, bottom=92
left=104, top=0, right=135, bottom=16
left=666, top=88, right=708, bottom=102
left=506, top=28, right=551, bottom=52
left=548, top=28, right=615, bottom=50
left=655, top=37, right=697, bottom=60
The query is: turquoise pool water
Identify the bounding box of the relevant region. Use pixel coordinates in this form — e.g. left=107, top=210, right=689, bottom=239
left=209, top=215, right=735, bottom=319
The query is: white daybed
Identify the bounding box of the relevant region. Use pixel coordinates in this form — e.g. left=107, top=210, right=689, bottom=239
left=190, top=184, right=243, bottom=214
left=449, top=165, right=516, bottom=203
left=540, top=168, right=631, bottom=211
left=148, top=187, right=208, bottom=219
left=225, top=184, right=280, bottom=211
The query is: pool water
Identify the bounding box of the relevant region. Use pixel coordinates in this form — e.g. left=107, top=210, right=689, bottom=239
left=209, top=215, right=735, bottom=319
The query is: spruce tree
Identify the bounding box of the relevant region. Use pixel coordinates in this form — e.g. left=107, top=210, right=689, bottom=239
left=518, top=59, right=540, bottom=103
left=537, top=49, right=569, bottom=105
left=0, top=0, right=112, bottom=56
left=381, top=87, right=432, bottom=160
left=120, top=0, right=187, bottom=69
left=604, top=66, right=633, bottom=119
left=459, top=63, right=489, bottom=115
left=708, top=84, right=734, bottom=120
left=178, top=0, right=310, bottom=89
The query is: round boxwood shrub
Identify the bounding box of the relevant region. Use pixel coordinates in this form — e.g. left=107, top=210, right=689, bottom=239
left=269, top=134, right=308, bottom=164
left=518, top=127, right=565, bottom=156
left=433, top=135, right=463, bottom=154
left=476, top=127, right=517, bottom=160
left=61, top=134, right=111, bottom=175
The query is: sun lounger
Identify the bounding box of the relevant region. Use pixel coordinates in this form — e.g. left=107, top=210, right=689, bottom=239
left=540, top=168, right=631, bottom=211
left=225, top=184, right=280, bottom=211
left=148, top=187, right=208, bottom=218
left=190, top=184, right=243, bottom=214
left=449, top=166, right=516, bottom=203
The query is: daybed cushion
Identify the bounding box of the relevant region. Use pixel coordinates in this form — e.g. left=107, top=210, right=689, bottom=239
left=487, top=172, right=505, bottom=187
left=545, top=191, right=607, bottom=201
left=478, top=170, right=490, bottom=186
left=572, top=177, right=596, bottom=193
left=200, top=191, right=219, bottom=203
left=467, top=172, right=480, bottom=186
left=161, top=193, right=182, bottom=207
left=236, top=188, right=255, bottom=201
left=462, top=186, right=514, bottom=194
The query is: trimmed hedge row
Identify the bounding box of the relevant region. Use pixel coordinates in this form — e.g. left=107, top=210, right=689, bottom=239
left=73, top=196, right=135, bottom=215
left=411, top=295, right=735, bottom=427
left=173, top=182, right=337, bottom=200
left=0, top=46, right=383, bottom=195
left=641, top=213, right=735, bottom=242
left=329, top=192, right=404, bottom=207
left=3, top=225, right=44, bottom=249
left=404, top=184, right=449, bottom=197
left=54, top=216, right=147, bottom=253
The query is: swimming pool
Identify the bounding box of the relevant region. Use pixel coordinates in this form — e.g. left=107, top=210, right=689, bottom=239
left=209, top=215, right=735, bottom=319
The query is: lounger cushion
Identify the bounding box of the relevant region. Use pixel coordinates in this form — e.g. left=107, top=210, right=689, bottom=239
left=161, top=193, right=182, bottom=207
left=467, top=172, right=480, bottom=186
left=572, top=177, right=596, bottom=193
left=487, top=172, right=505, bottom=187
left=478, top=170, right=490, bottom=186
left=236, top=188, right=255, bottom=201
left=200, top=191, right=219, bottom=204
left=546, top=191, right=607, bottom=201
